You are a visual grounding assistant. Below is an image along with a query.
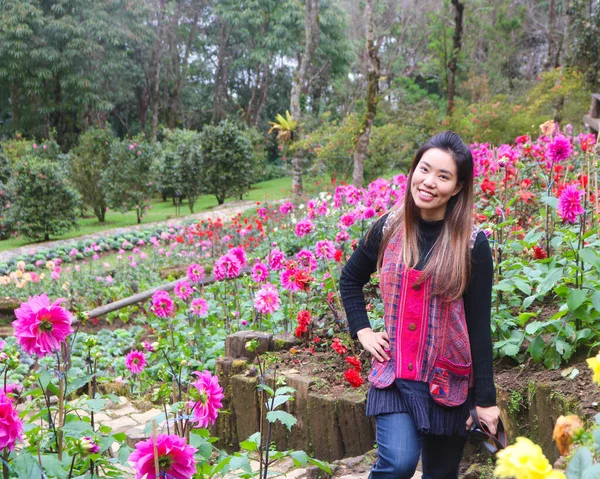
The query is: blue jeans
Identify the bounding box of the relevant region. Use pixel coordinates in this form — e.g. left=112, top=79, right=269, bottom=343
left=369, top=413, right=466, bottom=479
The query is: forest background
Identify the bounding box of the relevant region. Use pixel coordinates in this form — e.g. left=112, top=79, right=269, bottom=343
left=0, top=0, right=598, bottom=195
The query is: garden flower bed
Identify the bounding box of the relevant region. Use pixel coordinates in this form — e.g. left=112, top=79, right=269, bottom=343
left=2, top=126, right=600, bottom=477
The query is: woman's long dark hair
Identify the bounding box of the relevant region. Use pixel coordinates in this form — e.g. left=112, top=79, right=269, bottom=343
left=376, top=131, right=474, bottom=300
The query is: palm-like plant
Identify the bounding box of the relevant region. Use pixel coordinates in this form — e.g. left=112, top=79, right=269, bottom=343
left=268, top=111, right=298, bottom=144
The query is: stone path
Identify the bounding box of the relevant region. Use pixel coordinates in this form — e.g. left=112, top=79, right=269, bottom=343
left=0, top=199, right=264, bottom=263
left=93, top=396, right=422, bottom=479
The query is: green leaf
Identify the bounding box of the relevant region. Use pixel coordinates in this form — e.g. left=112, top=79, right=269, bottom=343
left=566, top=446, right=593, bottom=477
left=257, top=384, right=274, bottom=396
left=267, top=394, right=293, bottom=411
left=518, top=312, right=537, bottom=326
left=275, top=386, right=296, bottom=396
left=62, top=419, right=93, bottom=436
left=522, top=295, right=537, bottom=310
left=84, top=398, right=107, bottom=413
left=592, top=291, right=600, bottom=312
left=291, top=450, right=308, bottom=466
left=189, top=431, right=213, bottom=460
left=501, top=343, right=520, bottom=357
left=567, top=289, right=587, bottom=311
left=12, top=452, right=40, bottom=479
left=525, top=321, right=546, bottom=335
left=529, top=334, right=545, bottom=362
left=583, top=464, right=600, bottom=479
left=307, top=456, right=332, bottom=473
left=266, top=410, right=297, bottom=430
left=39, top=369, right=52, bottom=391
left=579, top=248, right=600, bottom=268
left=239, top=439, right=258, bottom=452
left=66, top=374, right=93, bottom=397
left=229, top=455, right=252, bottom=473
left=41, top=454, right=69, bottom=478
left=513, top=278, right=531, bottom=295
left=541, top=195, right=559, bottom=209
left=536, top=268, right=563, bottom=296
left=118, top=445, right=133, bottom=466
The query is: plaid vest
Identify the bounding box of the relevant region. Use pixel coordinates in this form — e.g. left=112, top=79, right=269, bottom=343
left=368, top=225, right=480, bottom=407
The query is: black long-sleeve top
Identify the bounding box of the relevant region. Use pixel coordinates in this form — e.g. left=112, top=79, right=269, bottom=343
left=339, top=214, right=496, bottom=407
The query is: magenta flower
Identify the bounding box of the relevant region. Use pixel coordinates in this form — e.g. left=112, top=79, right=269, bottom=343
left=187, top=263, right=205, bottom=283
left=280, top=265, right=302, bottom=292
left=129, top=433, right=197, bottom=479
left=142, top=341, right=156, bottom=352
left=0, top=392, right=22, bottom=451
left=189, top=370, right=224, bottom=428
left=12, top=294, right=73, bottom=358
left=295, top=219, right=315, bottom=237
left=213, top=253, right=242, bottom=281
left=296, top=249, right=318, bottom=272
left=339, top=213, right=357, bottom=229
left=80, top=436, right=101, bottom=454
left=268, top=248, right=285, bottom=271
left=279, top=202, right=293, bottom=215
left=125, top=350, right=147, bottom=374
left=335, top=231, right=350, bottom=242
left=315, top=240, right=336, bottom=260
left=151, top=291, right=175, bottom=318
left=190, top=298, right=209, bottom=317
left=174, top=280, right=193, bottom=301
left=254, top=283, right=281, bottom=314
left=251, top=262, right=269, bottom=282
left=362, top=207, right=376, bottom=219
left=547, top=135, right=573, bottom=162
left=229, top=246, right=247, bottom=267
left=558, top=184, right=585, bottom=223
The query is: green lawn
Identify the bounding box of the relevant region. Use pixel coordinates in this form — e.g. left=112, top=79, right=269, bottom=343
left=0, top=175, right=332, bottom=252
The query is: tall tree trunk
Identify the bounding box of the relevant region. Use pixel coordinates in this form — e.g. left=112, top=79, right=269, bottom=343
left=446, top=0, right=464, bottom=117
left=212, top=20, right=231, bottom=124
left=352, top=0, right=379, bottom=188
left=290, top=0, right=320, bottom=197
left=173, top=10, right=200, bottom=128
left=246, top=65, right=261, bottom=125
left=151, top=0, right=167, bottom=141
left=138, top=84, right=149, bottom=132
left=253, top=64, right=270, bottom=126
left=545, top=0, right=557, bottom=70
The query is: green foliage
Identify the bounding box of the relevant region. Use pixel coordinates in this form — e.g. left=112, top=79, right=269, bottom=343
left=102, top=136, right=157, bottom=223
left=6, top=158, right=81, bottom=241
left=161, top=129, right=203, bottom=213
left=568, top=0, right=600, bottom=91
left=198, top=121, right=256, bottom=205
left=70, top=129, right=113, bottom=222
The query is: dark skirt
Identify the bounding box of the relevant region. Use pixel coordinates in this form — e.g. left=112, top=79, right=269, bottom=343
left=366, top=379, right=474, bottom=436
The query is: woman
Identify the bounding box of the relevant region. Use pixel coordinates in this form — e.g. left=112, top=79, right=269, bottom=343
left=340, top=131, right=500, bottom=479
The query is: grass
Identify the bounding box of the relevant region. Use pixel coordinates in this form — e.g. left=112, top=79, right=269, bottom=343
left=0, top=175, right=332, bottom=253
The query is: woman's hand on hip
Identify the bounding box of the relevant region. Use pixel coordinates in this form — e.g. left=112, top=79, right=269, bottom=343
left=357, top=328, right=390, bottom=362
left=465, top=405, right=500, bottom=435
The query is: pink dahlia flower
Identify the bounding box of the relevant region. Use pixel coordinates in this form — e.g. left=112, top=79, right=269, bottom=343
left=254, top=283, right=281, bottom=314
left=268, top=248, right=285, bottom=270
left=151, top=290, right=175, bottom=318
left=362, top=207, right=376, bottom=220
left=339, top=212, right=357, bottom=229
left=190, top=298, right=209, bottom=317
left=279, top=202, right=293, bottom=215
left=229, top=246, right=247, bottom=267
left=174, top=280, right=193, bottom=301
left=125, top=350, right=147, bottom=374
left=187, top=263, right=205, bottom=283
left=0, top=392, right=23, bottom=451
left=12, top=294, right=73, bottom=358
left=315, top=240, right=336, bottom=260
left=251, top=262, right=269, bottom=282
left=547, top=135, right=573, bottom=162
left=213, top=253, right=242, bottom=281
left=129, top=433, right=197, bottom=479
left=558, top=184, right=585, bottom=223
left=296, top=249, right=318, bottom=272
left=189, top=370, right=224, bottom=428
left=335, top=231, right=350, bottom=243
left=280, top=266, right=302, bottom=292
left=80, top=436, right=101, bottom=454
left=295, top=219, right=315, bottom=238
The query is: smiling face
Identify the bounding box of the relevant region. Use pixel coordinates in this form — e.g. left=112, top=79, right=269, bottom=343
left=410, top=148, right=462, bottom=221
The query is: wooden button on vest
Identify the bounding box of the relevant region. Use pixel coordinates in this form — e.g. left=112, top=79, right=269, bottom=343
left=408, top=323, right=416, bottom=331
left=407, top=362, right=414, bottom=371
left=412, top=283, right=420, bottom=290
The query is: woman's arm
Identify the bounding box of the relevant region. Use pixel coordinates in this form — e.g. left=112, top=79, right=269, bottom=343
left=339, top=214, right=387, bottom=339
left=463, top=232, right=497, bottom=407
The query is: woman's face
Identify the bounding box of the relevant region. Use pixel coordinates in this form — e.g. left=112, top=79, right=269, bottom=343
left=410, top=148, right=462, bottom=221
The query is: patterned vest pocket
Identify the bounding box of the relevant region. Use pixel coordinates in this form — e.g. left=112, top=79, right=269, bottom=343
left=368, top=357, right=396, bottom=388
left=429, top=356, right=471, bottom=407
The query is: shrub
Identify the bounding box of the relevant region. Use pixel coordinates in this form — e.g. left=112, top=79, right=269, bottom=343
left=70, top=129, right=113, bottom=222
left=161, top=129, right=203, bottom=213
left=6, top=159, right=81, bottom=241
left=101, top=136, right=157, bottom=223
left=198, top=121, right=256, bottom=205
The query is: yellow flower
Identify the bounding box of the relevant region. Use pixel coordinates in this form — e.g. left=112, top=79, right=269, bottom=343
left=587, top=354, right=600, bottom=385
left=14, top=270, right=22, bottom=279
left=23, top=273, right=31, bottom=282
left=46, top=261, right=55, bottom=270
left=494, top=437, right=564, bottom=479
